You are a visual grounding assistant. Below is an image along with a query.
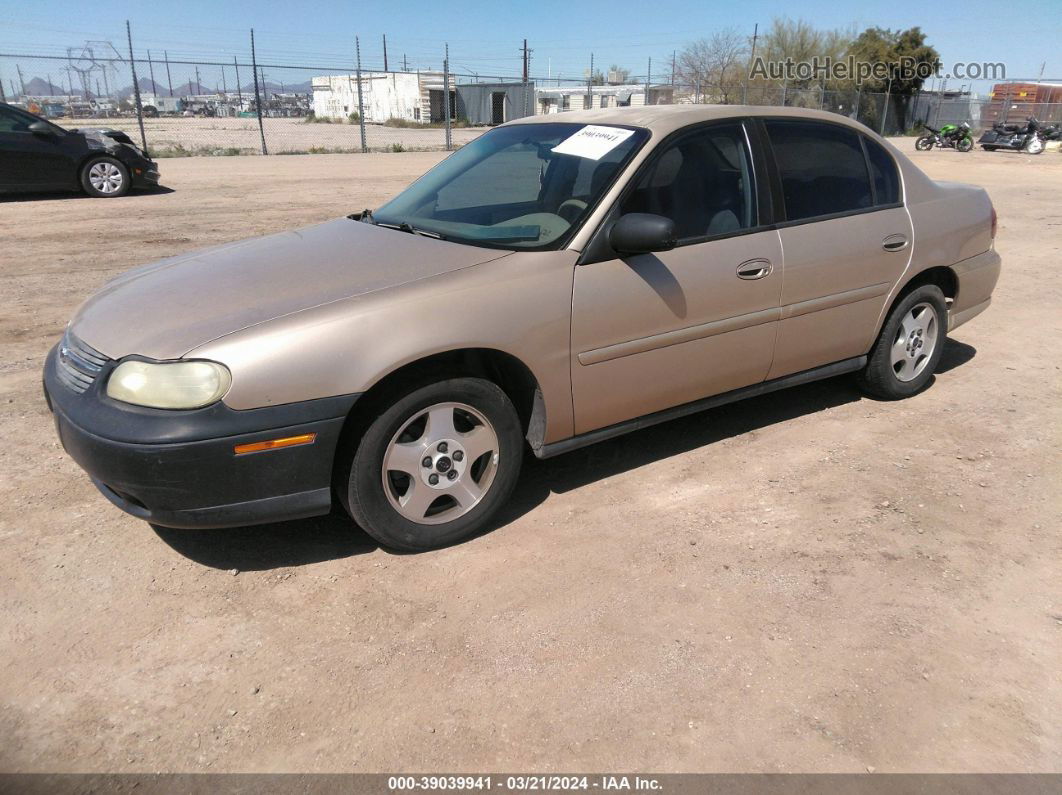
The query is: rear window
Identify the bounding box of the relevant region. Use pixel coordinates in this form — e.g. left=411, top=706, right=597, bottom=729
left=765, top=120, right=873, bottom=221
left=864, top=136, right=901, bottom=205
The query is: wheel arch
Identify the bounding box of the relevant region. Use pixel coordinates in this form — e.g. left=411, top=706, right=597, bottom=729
left=331, top=347, right=545, bottom=484
left=870, top=265, right=958, bottom=350
left=895, top=265, right=959, bottom=305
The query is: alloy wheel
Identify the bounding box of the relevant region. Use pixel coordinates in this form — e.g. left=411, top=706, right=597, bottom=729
left=382, top=401, right=500, bottom=525
left=88, top=162, right=124, bottom=194
left=890, top=301, right=939, bottom=382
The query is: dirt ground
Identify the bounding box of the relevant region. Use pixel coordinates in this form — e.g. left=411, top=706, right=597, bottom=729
left=64, top=115, right=486, bottom=154
left=0, top=145, right=1059, bottom=774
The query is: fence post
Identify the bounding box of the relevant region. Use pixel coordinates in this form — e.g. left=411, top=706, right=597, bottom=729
left=125, top=21, right=149, bottom=157
left=443, top=43, right=452, bottom=151
left=250, top=29, right=268, bottom=155
left=880, top=76, right=892, bottom=135
left=355, top=36, right=367, bottom=153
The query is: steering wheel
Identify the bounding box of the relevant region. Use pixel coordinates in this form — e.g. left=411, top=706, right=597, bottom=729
left=557, top=198, right=588, bottom=223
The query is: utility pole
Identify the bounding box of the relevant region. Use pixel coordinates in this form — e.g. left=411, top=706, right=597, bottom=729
left=443, top=42, right=452, bottom=150
left=234, top=56, right=243, bottom=106
left=164, top=50, right=173, bottom=96
left=743, top=22, right=758, bottom=104
left=195, top=66, right=201, bottom=95
left=147, top=51, right=156, bottom=95
left=383, top=34, right=389, bottom=72
left=521, top=39, right=531, bottom=118
left=403, top=53, right=408, bottom=72
left=126, top=20, right=149, bottom=155
left=16, top=64, right=26, bottom=96
left=221, top=65, right=227, bottom=97
left=671, top=50, right=676, bottom=86
left=47, top=73, right=53, bottom=96
left=586, top=52, right=593, bottom=109
left=646, top=57, right=651, bottom=105
left=355, top=36, right=367, bottom=152
left=250, top=28, right=268, bottom=154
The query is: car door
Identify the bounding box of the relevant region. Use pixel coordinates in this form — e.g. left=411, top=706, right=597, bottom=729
left=570, top=121, right=783, bottom=435
left=759, top=119, right=913, bottom=380
left=0, top=106, right=74, bottom=191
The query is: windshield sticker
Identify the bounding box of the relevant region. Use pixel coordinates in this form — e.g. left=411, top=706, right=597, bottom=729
left=551, top=125, right=636, bottom=160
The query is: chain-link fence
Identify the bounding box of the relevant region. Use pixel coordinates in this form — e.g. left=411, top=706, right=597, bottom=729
left=3, top=42, right=1060, bottom=158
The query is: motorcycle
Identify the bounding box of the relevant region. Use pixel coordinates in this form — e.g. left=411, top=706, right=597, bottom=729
left=915, top=122, right=974, bottom=152
left=978, top=116, right=1047, bottom=154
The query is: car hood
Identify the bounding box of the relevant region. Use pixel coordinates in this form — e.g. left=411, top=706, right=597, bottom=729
left=70, top=218, right=511, bottom=360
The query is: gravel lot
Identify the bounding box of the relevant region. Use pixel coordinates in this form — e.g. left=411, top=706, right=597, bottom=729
left=0, top=145, right=1059, bottom=773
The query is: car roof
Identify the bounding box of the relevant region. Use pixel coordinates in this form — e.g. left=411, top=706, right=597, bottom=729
left=502, top=103, right=875, bottom=137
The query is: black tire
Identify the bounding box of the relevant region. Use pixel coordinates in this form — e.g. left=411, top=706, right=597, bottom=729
left=956, top=136, right=974, bottom=153
left=858, top=285, right=948, bottom=400
left=982, top=145, right=997, bottom=152
left=341, top=378, right=524, bottom=551
left=80, top=156, right=130, bottom=198
left=914, top=135, right=934, bottom=151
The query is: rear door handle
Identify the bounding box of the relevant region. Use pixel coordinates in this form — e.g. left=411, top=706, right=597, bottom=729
left=736, top=258, right=773, bottom=280
left=883, top=234, right=909, bottom=252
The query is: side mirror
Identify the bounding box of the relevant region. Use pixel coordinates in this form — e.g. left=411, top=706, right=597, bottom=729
left=609, top=213, right=677, bottom=255
left=28, top=121, right=57, bottom=137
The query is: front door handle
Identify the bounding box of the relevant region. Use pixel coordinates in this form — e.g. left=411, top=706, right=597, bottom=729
left=736, top=258, right=773, bottom=280
left=883, top=234, right=909, bottom=252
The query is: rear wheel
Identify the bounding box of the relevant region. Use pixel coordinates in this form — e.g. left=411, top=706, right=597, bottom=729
left=342, top=378, right=524, bottom=551
left=80, top=156, right=130, bottom=197
left=858, top=285, right=947, bottom=400
left=914, top=135, right=934, bottom=151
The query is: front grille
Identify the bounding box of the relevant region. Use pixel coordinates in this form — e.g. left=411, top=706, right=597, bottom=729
left=56, top=331, right=111, bottom=394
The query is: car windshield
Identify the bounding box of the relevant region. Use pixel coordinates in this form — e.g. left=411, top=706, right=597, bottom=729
left=371, top=122, right=649, bottom=250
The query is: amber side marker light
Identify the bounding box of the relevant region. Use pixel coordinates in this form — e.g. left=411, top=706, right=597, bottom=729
left=234, top=433, right=316, bottom=456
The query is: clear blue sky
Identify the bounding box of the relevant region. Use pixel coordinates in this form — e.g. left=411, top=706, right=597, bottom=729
left=1, top=0, right=1058, bottom=95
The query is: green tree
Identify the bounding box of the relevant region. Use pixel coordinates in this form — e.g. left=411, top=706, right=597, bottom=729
left=848, top=26, right=940, bottom=131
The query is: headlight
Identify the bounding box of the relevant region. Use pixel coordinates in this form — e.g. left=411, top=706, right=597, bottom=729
left=106, top=360, right=231, bottom=409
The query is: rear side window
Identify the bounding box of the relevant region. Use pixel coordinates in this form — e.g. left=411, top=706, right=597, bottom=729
left=765, top=120, right=873, bottom=221
left=863, top=137, right=901, bottom=205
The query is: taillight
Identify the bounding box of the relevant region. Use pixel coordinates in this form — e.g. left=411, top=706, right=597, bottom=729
left=990, top=206, right=998, bottom=239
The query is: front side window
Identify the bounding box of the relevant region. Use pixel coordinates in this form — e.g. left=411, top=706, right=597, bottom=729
left=864, top=136, right=901, bottom=205
left=620, top=122, right=756, bottom=241
left=373, top=122, right=648, bottom=250
left=765, top=120, right=873, bottom=221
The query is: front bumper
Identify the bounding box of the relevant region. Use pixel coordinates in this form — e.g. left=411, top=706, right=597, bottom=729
left=130, top=161, right=160, bottom=189
left=44, top=344, right=359, bottom=529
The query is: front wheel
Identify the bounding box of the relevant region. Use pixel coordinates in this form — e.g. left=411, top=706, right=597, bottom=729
left=956, top=136, right=974, bottom=152
left=1025, top=137, right=1045, bottom=154
left=80, top=156, right=130, bottom=197
left=858, top=285, right=948, bottom=400
left=342, top=378, right=524, bottom=551
left=914, top=135, right=934, bottom=151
